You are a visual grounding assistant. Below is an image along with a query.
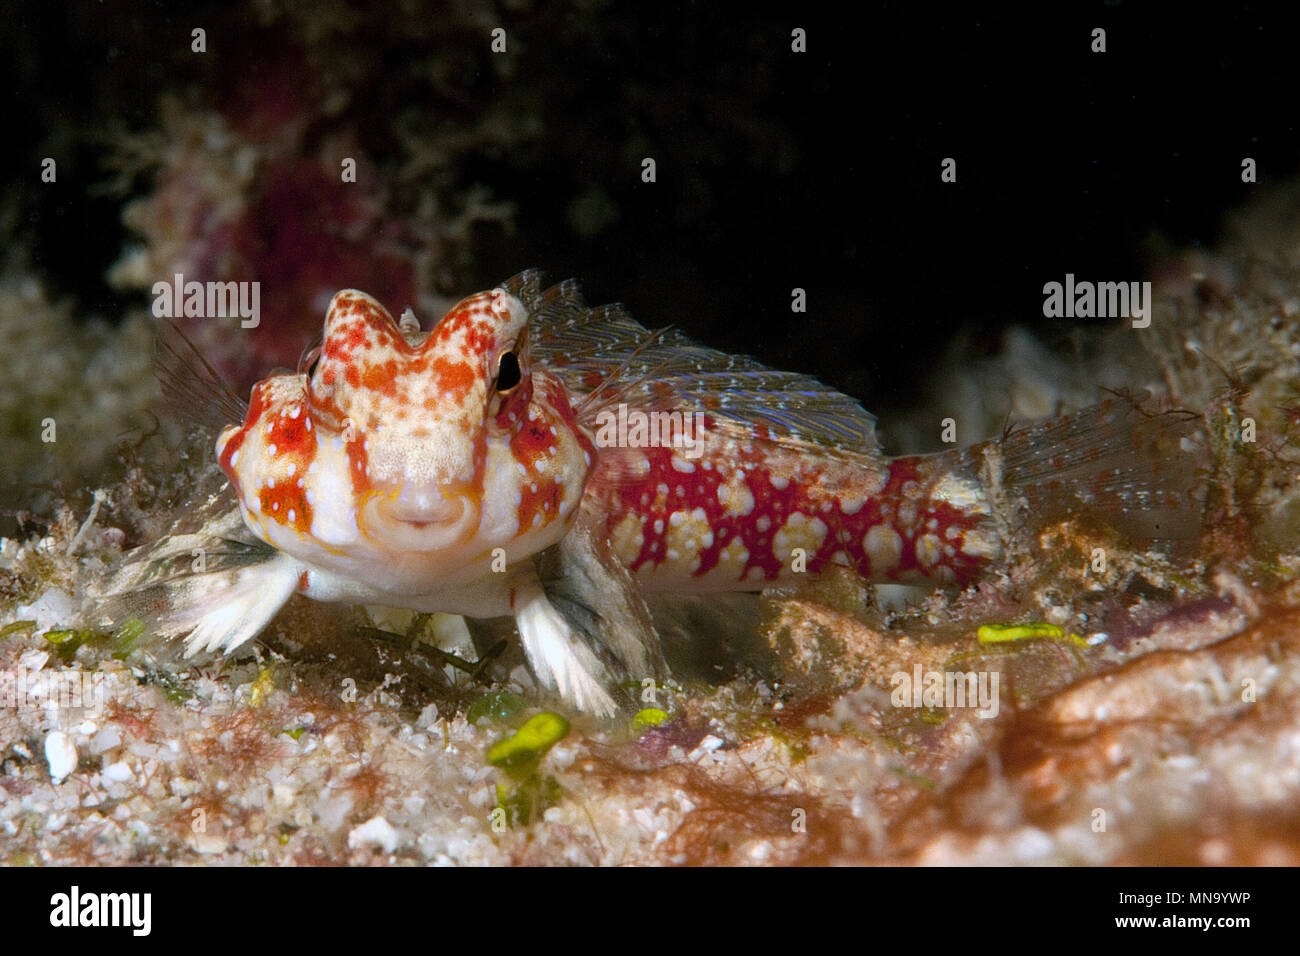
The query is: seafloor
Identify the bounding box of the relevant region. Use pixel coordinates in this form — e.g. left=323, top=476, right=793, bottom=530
left=3, top=3, right=1300, bottom=865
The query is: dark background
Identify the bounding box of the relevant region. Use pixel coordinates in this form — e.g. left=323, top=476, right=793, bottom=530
left=5, top=2, right=1298, bottom=433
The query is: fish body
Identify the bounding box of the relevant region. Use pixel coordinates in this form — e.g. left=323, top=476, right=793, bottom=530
left=135, top=272, right=1205, bottom=715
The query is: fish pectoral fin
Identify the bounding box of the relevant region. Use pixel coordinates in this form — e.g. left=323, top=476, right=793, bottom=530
left=512, top=573, right=618, bottom=718
left=158, top=553, right=302, bottom=656
left=539, top=509, right=667, bottom=682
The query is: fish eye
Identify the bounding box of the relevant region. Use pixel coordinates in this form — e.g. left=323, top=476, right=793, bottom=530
left=494, top=350, right=521, bottom=393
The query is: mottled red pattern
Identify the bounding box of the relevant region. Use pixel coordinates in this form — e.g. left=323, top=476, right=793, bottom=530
left=606, top=444, right=989, bottom=586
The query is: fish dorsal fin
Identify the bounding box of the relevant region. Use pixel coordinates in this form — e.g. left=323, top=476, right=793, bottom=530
left=154, top=320, right=249, bottom=432
left=505, top=272, right=882, bottom=458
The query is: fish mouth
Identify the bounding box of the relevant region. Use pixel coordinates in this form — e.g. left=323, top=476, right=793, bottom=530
left=362, top=484, right=481, bottom=552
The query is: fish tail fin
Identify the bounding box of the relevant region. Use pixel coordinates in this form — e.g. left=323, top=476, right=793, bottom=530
left=980, top=392, right=1210, bottom=546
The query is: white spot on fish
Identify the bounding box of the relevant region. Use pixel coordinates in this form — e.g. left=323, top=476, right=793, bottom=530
left=915, top=532, right=943, bottom=568
left=864, top=524, right=903, bottom=573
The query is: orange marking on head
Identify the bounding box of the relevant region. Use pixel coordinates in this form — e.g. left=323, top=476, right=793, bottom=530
left=346, top=432, right=371, bottom=494
left=464, top=323, right=492, bottom=355
left=218, top=384, right=271, bottom=483
left=517, top=475, right=561, bottom=531
left=433, top=356, right=477, bottom=401
left=361, top=360, right=398, bottom=396
left=258, top=473, right=314, bottom=535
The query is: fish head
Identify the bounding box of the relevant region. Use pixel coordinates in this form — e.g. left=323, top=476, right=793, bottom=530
left=216, top=285, right=597, bottom=587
